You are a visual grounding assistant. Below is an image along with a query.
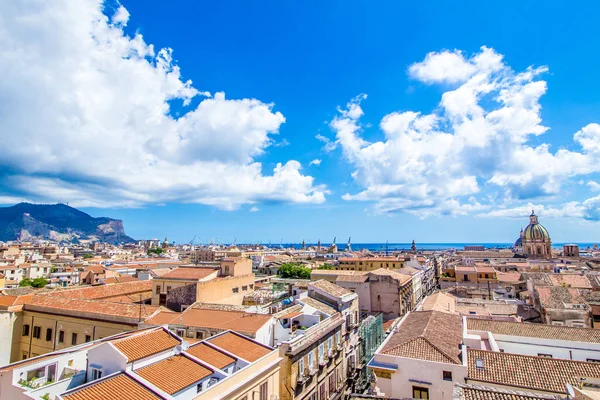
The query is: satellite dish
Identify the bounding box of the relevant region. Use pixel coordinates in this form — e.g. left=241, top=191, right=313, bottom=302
left=566, top=384, right=575, bottom=398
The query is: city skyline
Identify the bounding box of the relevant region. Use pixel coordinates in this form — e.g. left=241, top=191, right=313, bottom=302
left=1, top=1, right=600, bottom=242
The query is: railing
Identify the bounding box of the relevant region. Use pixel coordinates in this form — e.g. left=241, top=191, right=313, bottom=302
left=285, top=314, right=343, bottom=355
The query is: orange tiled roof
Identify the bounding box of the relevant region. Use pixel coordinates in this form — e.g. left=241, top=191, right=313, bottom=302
left=136, top=355, right=212, bottom=395
left=113, top=328, right=181, bottom=362
left=456, top=383, right=561, bottom=400
left=144, top=310, right=181, bottom=325
left=159, top=267, right=218, bottom=281
left=208, top=332, right=272, bottom=362
left=0, top=353, right=58, bottom=372
left=62, top=373, right=163, bottom=400
left=166, top=308, right=272, bottom=335
left=186, top=343, right=236, bottom=369
left=24, top=296, right=158, bottom=320
left=467, top=318, right=600, bottom=343
left=467, top=349, right=600, bottom=394
left=48, top=280, right=153, bottom=300
left=549, top=274, right=593, bottom=289
left=381, top=311, right=463, bottom=364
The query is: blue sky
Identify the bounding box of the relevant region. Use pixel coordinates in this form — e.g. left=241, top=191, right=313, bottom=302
left=1, top=0, right=600, bottom=243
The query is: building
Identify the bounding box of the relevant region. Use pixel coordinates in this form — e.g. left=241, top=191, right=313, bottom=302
left=564, top=244, right=581, bottom=257
left=337, top=257, right=405, bottom=272
left=0, top=327, right=282, bottom=400
left=519, top=211, right=552, bottom=257
left=369, top=310, right=466, bottom=400
left=150, top=258, right=255, bottom=309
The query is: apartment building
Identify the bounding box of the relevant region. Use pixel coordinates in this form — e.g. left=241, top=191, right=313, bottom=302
left=337, top=257, right=405, bottom=272
left=150, top=258, right=255, bottom=309
left=0, top=327, right=282, bottom=400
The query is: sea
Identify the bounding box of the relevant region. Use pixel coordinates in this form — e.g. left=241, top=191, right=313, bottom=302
left=271, top=242, right=600, bottom=252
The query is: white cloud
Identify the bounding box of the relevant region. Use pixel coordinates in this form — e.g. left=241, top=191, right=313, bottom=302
left=316, top=134, right=338, bottom=152
left=587, top=181, right=600, bottom=192
left=0, top=0, right=326, bottom=209
left=249, top=206, right=259, bottom=212
left=331, top=46, right=600, bottom=217
left=478, top=198, right=600, bottom=221
left=309, top=159, right=322, bottom=166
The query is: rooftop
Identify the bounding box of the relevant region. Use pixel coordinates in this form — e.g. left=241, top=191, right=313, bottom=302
left=300, top=296, right=337, bottom=315
left=548, top=273, right=593, bottom=289
left=113, top=328, right=181, bottom=362
left=165, top=307, right=272, bottom=335
left=186, top=343, right=236, bottom=369
left=467, top=349, right=600, bottom=394
left=62, top=373, right=163, bottom=400
left=381, top=311, right=463, bottom=364
left=467, top=318, right=600, bottom=343
left=159, top=267, right=218, bottom=281
left=208, top=331, right=272, bottom=362
left=536, top=286, right=587, bottom=309
left=48, top=280, right=153, bottom=300
left=309, top=279, right=354, bottom=298
left=454, top=383, right=562, bottom=400
left=136, top=355, right=212, bottom=395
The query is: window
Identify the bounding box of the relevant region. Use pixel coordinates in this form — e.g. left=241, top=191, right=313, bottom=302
left=249, top=284, right=254, bottom=289
left=319, top=383, right=326, bottom=400
left=329, top=372, right=335, bottom=392
left=71, top=333, right=77, bottom=346
left=328, top=336, right=333, bottom=351
left=308, top=351, right=314, bottom=368
left=475, top=359, right=484, bottom=370
left=336, top=331, right=341, bottom=345
left=299, top=359, right=305, bottom=377
left=46, top=328, right=53, bottom=342
left=413, top=386, right=429, bottom=399
left=587, top=358, right=600, bottom=363
left=177, top=329, right=185, bottom=337
left=260, top=382, right=267, bottom=400
left=155, top=285, right=161, bottom=294
left=318, top=343, right=324, bottom=360
left=33, top=326, right=41, bottom=339
left=166, top=286, right=172, bottom=292
left=242, top=285, right=248, bottom=291
left=196, top=331, right=204, bottom=340
left=85, top=335, right=91, bottom=343
left=22, top=352, right=28, bottom=360
left=537, top=353, right=552, bottom=358
left=232, top=287, right=239, bottom=293
left=196, top=383, right=203, bottom=393
left=443, top=371, right=452, bottom=381
left=58, top=330, right=65, bottom=343
left=91, top=368, right=102, bottom=380
left=22, top=324, right=30, bottom=336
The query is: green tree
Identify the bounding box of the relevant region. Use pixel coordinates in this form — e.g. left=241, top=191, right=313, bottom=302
left=317, top=263, right=334, bottom=270
left=31, top=278, right=48, bottom=288
left=147, top=247, right=165, bottom=255
left=278, top=263, right=311, bottom=279
left=19, top=278, right=33, bottom=287
left=82, top=253, right=93, bottom=259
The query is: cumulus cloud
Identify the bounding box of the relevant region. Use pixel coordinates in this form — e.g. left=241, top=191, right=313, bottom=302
left=478, top=198, right=600, bottom=221
left=0, top=0, right=326, bottom=209
left=249, top=206, right=260, bottom=212
left=316, top=134, right=338, bottom=152
left=587, top=181, right=600, bottom=192
left=309, top=159, right=322, bottom=166
left=331, top=46, right=600, bottom=217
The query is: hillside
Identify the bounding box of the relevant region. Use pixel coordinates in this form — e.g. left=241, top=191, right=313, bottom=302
left=0, top=203, right=135, bottom=244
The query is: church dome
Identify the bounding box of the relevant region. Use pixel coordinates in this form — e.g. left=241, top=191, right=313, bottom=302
left=522, top=211, right=550, bottom=241
left=514, top=236, right=522, bottom=247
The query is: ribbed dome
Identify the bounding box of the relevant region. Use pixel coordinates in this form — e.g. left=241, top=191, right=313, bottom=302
left=523, top=222, right=549, bottom=240
left=514, top=237, right=522, bottom=247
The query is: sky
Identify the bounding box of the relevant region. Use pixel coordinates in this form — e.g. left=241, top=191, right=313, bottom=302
left=1, top=0, right=600, bottom=244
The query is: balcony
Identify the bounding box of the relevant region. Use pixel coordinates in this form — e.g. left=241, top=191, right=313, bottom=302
left=284, top=314, right=344, bottom=356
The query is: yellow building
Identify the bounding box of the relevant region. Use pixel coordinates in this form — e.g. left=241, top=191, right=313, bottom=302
left=151, top=258, right=255, bottom=309
left=337, top=257, right=405, bottom=271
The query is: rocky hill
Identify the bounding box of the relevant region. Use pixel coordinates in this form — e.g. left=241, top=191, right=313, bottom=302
left=0, top=203, right=135, bottom=244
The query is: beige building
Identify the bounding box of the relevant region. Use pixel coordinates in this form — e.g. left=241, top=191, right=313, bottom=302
left=150, top=258, right=255, bottom=310
left=338, top=257, right=405, bottom=272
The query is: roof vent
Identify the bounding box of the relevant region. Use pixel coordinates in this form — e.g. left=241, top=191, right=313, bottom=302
left=475, top=358, right=484, bottom=370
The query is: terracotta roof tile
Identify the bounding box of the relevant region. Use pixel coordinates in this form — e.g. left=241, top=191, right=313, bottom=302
left=144, top=310, right=181, bottom=325
left=381, top=311, right=463, bottom=364
left=300, top=297, right=336, bottom=315
left=25, top=296, right=158, bottom=320
left=467, top=349, right=600, bottom=394
left=136, top=355, right=212, bottom=395
left=455, top=383, right=562, bottom=400
left=166, top=308, right=271, bottom=335
left=113, top=329, right=181, bottom=362
left=63, top=373, right=163, bottom=400
left=208, top=332, right=272, bottom=362
left=159, top=267, right=218, bottom=281
left=48, top=280, right=153, bottom=300
left=186, top=343, right=236, bottom=369
left=549, top=274, right=593, bottom=289
left=309, top=280, right=353, bottom=298
left=368, top=268, right=412, bottom=285
left=536, top=286, right=587, bottom=309
left=467, top=318, right=600, bottom=343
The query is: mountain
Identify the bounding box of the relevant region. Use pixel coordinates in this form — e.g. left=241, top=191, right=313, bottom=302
left=0, top=203, right=135, bottom=244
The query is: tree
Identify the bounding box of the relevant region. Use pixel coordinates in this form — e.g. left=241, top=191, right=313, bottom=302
left=278, top=263, right=311, bottom=279
left=318, top=263, right=334, bottom=270
left=148, top=247, right=165, bottom=255
left=82, top=253, right=93, bottom=259
left=32, top=277, right=49, bottom=288
left=19, top=278, right=33, bottom=287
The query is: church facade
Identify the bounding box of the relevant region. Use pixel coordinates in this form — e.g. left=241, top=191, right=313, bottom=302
left=514, top=210, right=552, bottom=257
